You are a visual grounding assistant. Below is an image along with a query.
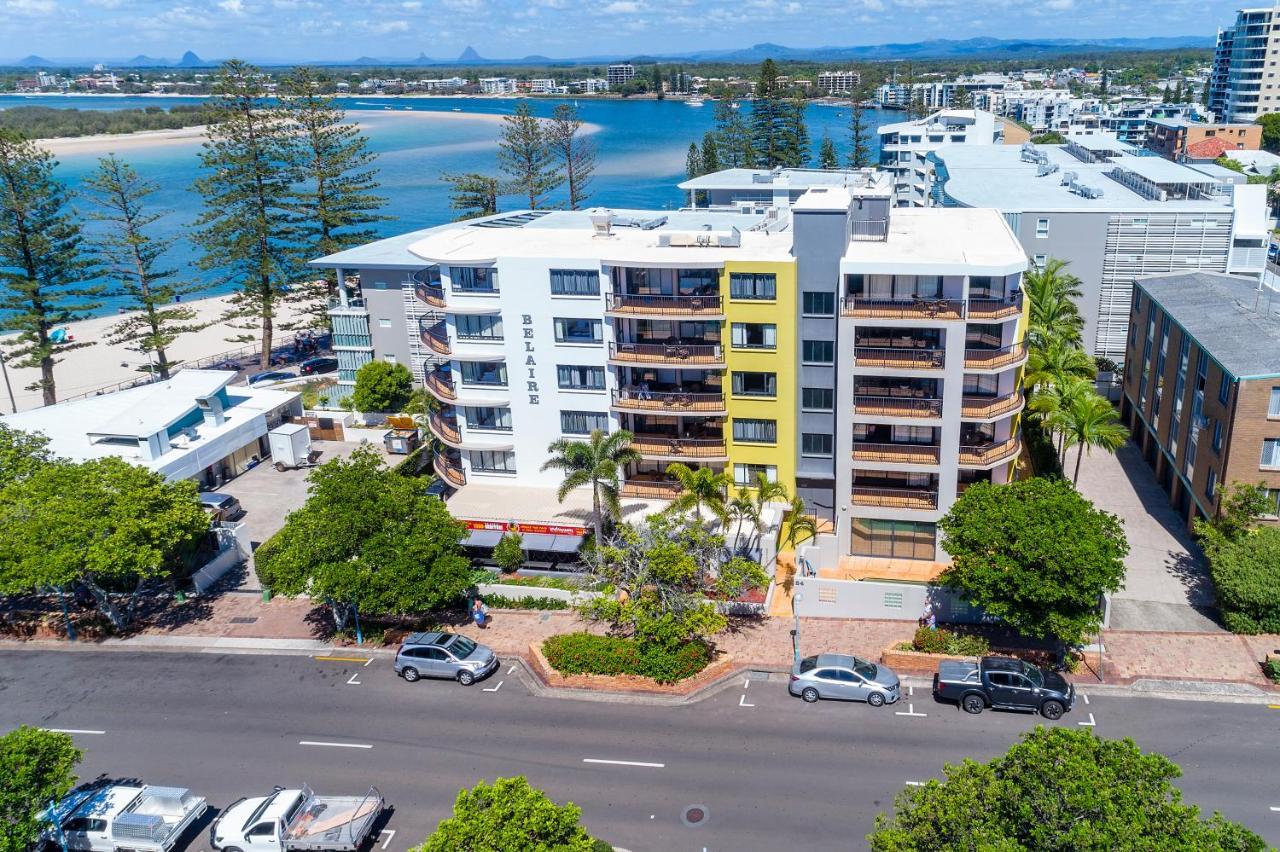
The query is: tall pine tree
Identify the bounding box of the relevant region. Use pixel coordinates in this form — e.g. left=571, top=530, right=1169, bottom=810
left=547, top=103, right=595, bottom=210
left=441, top=173, right=499, bottom=221
left=193, top=60, right=301, bottom=370
left=780, top=96, right=810, bottom=167
left=713, top=99, right=752, bottom=167
left=685, top=143, right=702, bottom=179
left=847, top=101, right=872, bottom=168
left=498, top=102, right=561, bottom=209
left=84, top=155, right=200, bottom=381
left=750, top=59, right=790, bottom=168
left=700, top=131, right=720, bottom=174
left=818, top=136, right=838, bottom=169
left=0, top=131, right=99, bottom=406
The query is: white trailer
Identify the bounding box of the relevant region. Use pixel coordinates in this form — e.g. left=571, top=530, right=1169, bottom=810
left=269, top=423, right=314, bottom=471
left=46, top=785, right=208, bottom=852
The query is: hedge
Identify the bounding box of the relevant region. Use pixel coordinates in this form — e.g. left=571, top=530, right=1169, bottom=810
left=904, top=626, right=990, bottom=656
left=480, top=594, right=569, bottom=611
left=542, top=632, right=711, bottom=684
left=1209, top=527, right=1280, bottom=634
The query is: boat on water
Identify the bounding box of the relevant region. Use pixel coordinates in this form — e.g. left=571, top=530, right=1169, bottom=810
left=685, top=98, right=705, bottom=107
left=452, top=107, right=462, bottom=112
left=730, top=101, right=741, bottom=110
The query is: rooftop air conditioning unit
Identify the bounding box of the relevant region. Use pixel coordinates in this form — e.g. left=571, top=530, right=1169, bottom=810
left=588, top=208, right=613, bottom=237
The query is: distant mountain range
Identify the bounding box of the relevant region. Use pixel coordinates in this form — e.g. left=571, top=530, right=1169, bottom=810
left=0, top=36, right=1214, bottom=70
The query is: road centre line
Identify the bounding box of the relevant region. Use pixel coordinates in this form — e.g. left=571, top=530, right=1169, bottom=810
left=299, top=740, right=373, bottom=749
left=582, top=758, right=665, bottom=768
left=44, top=728, right=105, bottom=735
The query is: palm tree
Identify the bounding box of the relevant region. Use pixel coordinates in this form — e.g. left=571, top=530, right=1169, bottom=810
left=1051, top=391, right=1129, bottom=484
left=542, top=429, right=641, bottom=546
left=781, top=495, right=819, bottom=553
left=1025, top=337, right=1096, bottom=394
left=727, top=493, right=758, bottom=555
left=1028, top=375, right=1093, bottom=462
left=665, top=463, right=732, bottom=524
left=1025, top=257, right=1085, bottom=348
left=744, top=472, right=789, bottom=553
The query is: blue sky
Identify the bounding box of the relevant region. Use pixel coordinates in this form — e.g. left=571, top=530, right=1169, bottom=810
left=0, top=0, right=1244, bottom=62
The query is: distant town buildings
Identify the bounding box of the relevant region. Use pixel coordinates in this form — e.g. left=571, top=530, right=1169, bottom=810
left=816, top=70, right=860, bottom=94
left=606, top=63, right=635, bottom=88
left=877, top=109, right=1006, bottom=207
left=1144, top=117, right=1262, bottom=161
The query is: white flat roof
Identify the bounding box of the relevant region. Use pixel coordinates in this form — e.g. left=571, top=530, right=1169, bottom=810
left=842, top=208, right=1025, bottom=274
left=678, top=167, right=888, bottom=193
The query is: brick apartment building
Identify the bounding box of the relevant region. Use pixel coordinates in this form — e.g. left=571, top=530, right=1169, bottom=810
left=1145, top=118, right=1262, bottom=161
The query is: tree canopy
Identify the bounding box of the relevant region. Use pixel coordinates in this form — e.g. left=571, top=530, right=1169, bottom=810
left=351, top=360, right=413, bottom=413
left=413, top=777, right=600, bottom=852
left=0, top=424, right=53, bottom=489
left=0, top=726, right=82, bottom=852
left=1205, top=524, right=1280, bottom=634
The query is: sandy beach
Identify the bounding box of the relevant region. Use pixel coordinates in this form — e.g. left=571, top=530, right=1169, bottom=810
left=0, top=293, right=316, bottom=413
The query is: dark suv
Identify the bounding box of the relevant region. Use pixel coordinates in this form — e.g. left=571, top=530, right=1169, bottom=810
left=394, top=631, right=498, bottom=686
left=933, top=656, right=1075, bottom=720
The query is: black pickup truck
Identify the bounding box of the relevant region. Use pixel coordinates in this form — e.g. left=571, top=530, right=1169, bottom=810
left=932, top=656, right=1075, bottom=720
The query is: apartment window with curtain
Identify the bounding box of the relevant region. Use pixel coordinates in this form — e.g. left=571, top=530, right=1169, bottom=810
left=731, top=371, right=776, bottom=397
left=451, top=266, right=498, bottom=293
left=460, top=361, right=507, bottom=386
left=802, top=340, right=835, bottom=364
left=1035, top=217, right=1050, bottom=238
left=1205, top=467, right=1217, bottom=499
left=560, top=410, right=608, bottom=435
left=732, top=418, right=777, bottom=444
left=730, top=322, right=777, bottom=350
left=1262, top=439, right=1280, bottom=469
left=801, top=291, right=835, bottom=316
left=1212, top=420, right=1223, bottom=454
left=729, top=272, right=776, bottom=300
left=464, top=406, right=512, bottom=431
left=801, top=433, right=834, bottom=457
left=554, top=318, right=603, bottom=344
left=734, top=463, right=777, bottom=486
left=1219, top=372, right=1232, bottom=405
left=557, top=365, right=606, bottom=390
left=852, top=519, right=936, bottom=561
left=1269, top=387, right=1280, bottom=418
left=802, top=387, right=834, bottom=410
left=455, top=314, right=503, bottom=340
left=549, top=269, right=600, bottom=296
left=469, top=450, right=516, bottom=473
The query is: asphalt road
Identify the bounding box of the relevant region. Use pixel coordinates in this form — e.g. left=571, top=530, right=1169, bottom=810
left=1, top=650, right=1277, bottom=851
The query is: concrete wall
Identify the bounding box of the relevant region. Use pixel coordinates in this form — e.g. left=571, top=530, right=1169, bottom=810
left=792, top=575, right=992, bottom=623
left=1013, top=210, right=1109, bottom=357
left=191, top=522, right=251, bottom=595
left=358, top=269, right=415, bottom=370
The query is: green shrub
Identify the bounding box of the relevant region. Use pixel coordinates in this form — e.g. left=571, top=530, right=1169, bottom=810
left=639, top=642, right=711, bottom=683
left=485, top=573, right=589, bottom=591
left=1021, top=417, right=1062, bottom=478
left=911, top=626, right=990, bottom=656
left=1209, top=527, right=1280, bottom=634
left=541, top=632, right=710, bottom=683
left=493, top=533, right=525, bottom=572
left=481, top=594, right=569, bottom=611
left=1264, top=658, right=1280, bottom=684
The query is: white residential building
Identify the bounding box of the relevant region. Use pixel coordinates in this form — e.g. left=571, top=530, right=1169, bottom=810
left=817, top=70, right=861, bottom=94
left=480, top=77, right=517, bottom=94
left=606, top=64, right=635, bottom=88
left=877, top=109, right=1004, bottom=207
left=526, top=78, right=556, bottom=94
left=421, top=76, right=467, bottom=91
left=1209, top=3, right=1280, bottom=122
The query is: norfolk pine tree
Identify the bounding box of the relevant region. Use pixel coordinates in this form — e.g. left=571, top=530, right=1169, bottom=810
left=700, top=131, right=720, bottom=174
left=84, top=155, right=201, bottom=380
left=713, top=98, right=752, bottom=167
left=547, top=103, right=595, bottom=210
left=750, top=59, right=790, bottom=168
left=0, top=131, right=100, bottom=405
left=847, top=100, right=873, bottom=168
left=193, top=60, right=301, bottom=370
left=685, top=143, right=702, bottom=179
left=441, top=172, right=499, bottom=221
left=497, top=101, right=561, bottom=209
left=818, top=136, right=838, bottom=169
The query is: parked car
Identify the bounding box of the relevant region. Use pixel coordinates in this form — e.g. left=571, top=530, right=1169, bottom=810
left=299, top=356, right=338, bottom=376
left=932, top=656, right=1075, bottom=720
left=198, top=492, right=244, bottom=522
left=248, top=370, right=298, bottom=387
left=44, top=784, right=207, bottom=852
left=1269, top=242, right=1279, bottom=262
left=788, top=653, right=901, bottom=706
left=394, top=631, right=498, bottom=685
left=210, top=785, right=383, bottom=852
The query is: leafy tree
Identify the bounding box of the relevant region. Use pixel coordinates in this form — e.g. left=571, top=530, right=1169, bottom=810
left=0, top=423, right=52, bottom=489
left=1194, top=481, right=1272, bottom=556
left=0, top=726, right=82, bottom=852
left=1206, top=524, right=1280, bottom=634
left=685, top=142, right=702, bottom=180
left=256, top=446, right=472, bottom=631
left=546, top=103, right=595, bottom=211
left=492, top=532, right=525, bottom=573
left=351, top=360, right=413, bottom=412
left=952, top=85, right=972, bottom=109
left=542, top=429, right=640, bottom=548
left=414, top=777, right=598, bottom=852
left=818, top=135, right=838, bottom=169
left=700, top=130, right=720, bottom=174
left=652, top=64, right=664, bottom=100
left=869, top=727, right=1265, bottom=851
left=193, top=60, right=301, bottom=370
left=938, top=478, right=1128, bottom=648
left=712, top=99, right=752, bottom=168
left=280, top=67, right=388, bottom=313
left=1257, top=112, right=1280, bottom=153
left=1031, top=131, right=1067, bottom=144
left=664, top=463, right=732, bottom=524
left=0, top=457, right=209, bottom=630
left=497, top=102, right=560, bottom=209
left=1028, top=375, right=1093, bottom=464
left=0, top=130, right=100, bottom=405
left=442, top=172, right=499, bottom=221
left=847, top=101, right=873, bottom=168
left=83, top=155, right=200, bottom=380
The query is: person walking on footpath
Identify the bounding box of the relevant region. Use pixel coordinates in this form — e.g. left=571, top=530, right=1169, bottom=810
left=472, top=598, right=489, bottom=629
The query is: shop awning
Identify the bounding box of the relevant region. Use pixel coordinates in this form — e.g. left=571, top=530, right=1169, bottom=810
left=464, top=529, right=505, bottom=548
left=520, top=533, right=585, bottom=553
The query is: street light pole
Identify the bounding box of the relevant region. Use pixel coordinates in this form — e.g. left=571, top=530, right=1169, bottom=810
left=0, top=350, right=16, bottom=413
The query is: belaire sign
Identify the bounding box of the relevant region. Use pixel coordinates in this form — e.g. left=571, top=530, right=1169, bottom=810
left=462, top=519, right=586, bottom=536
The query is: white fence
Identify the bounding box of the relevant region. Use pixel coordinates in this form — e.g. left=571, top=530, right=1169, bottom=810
left=191, top=523, right=252, bottom=594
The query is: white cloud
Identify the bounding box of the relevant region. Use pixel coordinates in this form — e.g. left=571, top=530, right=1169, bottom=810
left=6, top=0, right=56, bottom=15
left=784, top=1, right=800, bottom=11
left=218, top=0, right=245, bottom=14
left=1044, top=0, right=1073, bottom=8
left=602, top=0, right=640, bottom=12
left=366, top=18, right=409, bottom=33
left=401, top=0, right=421, bottom=8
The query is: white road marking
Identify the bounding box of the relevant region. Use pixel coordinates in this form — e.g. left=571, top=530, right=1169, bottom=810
left=43, top=728, right=105, bottom=735
left=507, top=664, right=517, bottom=675
left=1082, top=694, right=1090, bottom=705
left=1270, top=807, right=1280, bottom=813
left=1077, top=713, right=1097, bottom=727
left=908, top=685, right=914, bottom=697
left=894, top=704, right=927, bottom=717
left=363, top=657, right=374, bottom=668
left=378, top=830, right=396, bottom=850
left=582, top=758, right=665, bottom=768
left=483, top=680, right=504, bottom=692
left=299, top=740, right=373, bottom=749
left=743, top=677, right=750, bottom=689
left=346, top=673, right=361, bottom=685
left=739, top=694, right=755, bottom=708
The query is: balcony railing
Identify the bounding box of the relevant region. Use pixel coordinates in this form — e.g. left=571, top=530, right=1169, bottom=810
left=851, top=486, right=939, bottom=510
left=850, top=219, right=889, bottom=241
left=612, top=387, right=726, bottom=413
left=425, top=371, right=456, bottom=401
left=620, top=479, right=684, bottom=499
left=631, top=434, right=729, bottom=459
left=968, top=292, right=1023, bottom=320
left=433, top=451, right=466, bottom=488
left=961, top=393, right=1024, bottom=420
left=964, top=341, right=1028, bottom=371
left=428, top=412, right=462, bottom=445
left=605, top=292, right=724, bottom=316
left=958, top=436, right=1020, bottom=466
left=854, top=394, right=944, bottom=418
left=422, top=325, right=451, bottom=355
left=414, top=282, right=447, bottom=308
left=608, top=341, right=724, bottom=366
left=843, top=296, right=965, bottom=320
left=851, top=442, right=942, bottom=465
left=855, top=347, right=945, bottom=369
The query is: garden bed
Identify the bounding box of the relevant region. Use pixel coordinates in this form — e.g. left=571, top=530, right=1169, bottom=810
left=527, top=640, right=737, bottom=696
left=881, top=645, right=979, bottom=675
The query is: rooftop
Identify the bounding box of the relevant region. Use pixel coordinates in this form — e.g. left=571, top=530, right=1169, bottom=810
left=677, top=167, right=888, bottom=193
left=842, top=207, right=1025, bottom=274
left=1137, top=272, right=1280, bottom=379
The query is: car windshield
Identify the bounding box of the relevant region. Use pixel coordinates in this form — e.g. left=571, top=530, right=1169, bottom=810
left=852, top=659, right=878, bottom=680
left=798, top=656, right=818, bottom=674
left=447, top=636, right=478, bottom=658
left=1021, top=662, right=1044, bottom=687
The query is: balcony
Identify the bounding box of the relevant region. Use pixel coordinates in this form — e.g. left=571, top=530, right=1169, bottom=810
left=850, top=219, right=889, bottom=241
left=424, top=370, right=456, bottom=401
left=631, top=434, right=729, bottom=461
left=427, top=412, right=463, bottom=446
left=605, top=292, right=725, bottom=318
left=422, top=324, right=451, bottom=356
left=414, top=282, right=447, bottom=308
left=851, top=442, right=942, bottom=465
left=843, top=296, right=965, bottom=320
left=855, top=347, right=945, bottom=370
left=612, top=387, right=727, bottom=415
left=964, top=342, right=1028, bottom=371
left=620, top=479, right=684, bottom=499
left=851, top=486, right=939, bottom=510
left=961, top=393, right=1025, bottom=420
left=854, top=394, right=943, bottom=419
left=608, top=341, right=725, bottom=367
left=433, top=451, right=467, bottom=488
left=967, top=292, right=1023, bottom=320
left=958, top=436, right=1020, bottom=467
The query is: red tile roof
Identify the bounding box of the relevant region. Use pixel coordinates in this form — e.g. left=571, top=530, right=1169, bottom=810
left=1186, top=136, right=1235, bottom=160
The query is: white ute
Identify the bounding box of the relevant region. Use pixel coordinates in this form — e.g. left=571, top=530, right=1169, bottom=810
left=210, top=785, right=384, bottom=852
left=46, top=785, right=208, bottom=852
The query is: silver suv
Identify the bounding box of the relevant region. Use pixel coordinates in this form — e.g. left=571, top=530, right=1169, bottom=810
left=394, top=631, right=498, bottom=686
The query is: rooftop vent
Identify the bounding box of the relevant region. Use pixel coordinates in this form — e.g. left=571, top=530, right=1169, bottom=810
left=658, top=226, right=742, bottom=248
left=589, top=208, right=613, bottom=237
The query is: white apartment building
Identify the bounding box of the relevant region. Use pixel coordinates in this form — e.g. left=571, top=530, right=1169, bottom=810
left=607, top=64, right=635, bottom=88
left=817, top=70, right=861, bottom=94
left=877, top=109, right=1003, bottom=207
left=479, top=77, right=517, bottom=94
left=420, top=77, right=467, bottom=91
left=1209, top=3, right=1280, bottom=122
left=678, top=167, right=893, bottom=211
left=526, top=78, right=556, bottom=94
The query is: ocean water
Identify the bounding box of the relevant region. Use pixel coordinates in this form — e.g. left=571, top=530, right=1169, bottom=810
left=0, top=95, right=890, bottom=315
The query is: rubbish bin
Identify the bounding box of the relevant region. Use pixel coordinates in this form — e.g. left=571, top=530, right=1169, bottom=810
left=262, top=588, right=273, bottom=603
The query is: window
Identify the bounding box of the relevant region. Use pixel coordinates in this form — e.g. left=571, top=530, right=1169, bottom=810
left=460, top=361, right=507, bottom=386
left=733, top=463, right=777, bottom=486
left=1212, top=420, right=1223, bottom=454
left=729, top=272, right=776, bottom=300
left=801, top=387, right=834, bottom=411
left=469, top=450, right=516, bottom=473
left=1035, top=217, right=1050, bottom=238
left=554, top=318, right=603, bottom=344
left=731, top=371, right=776, bottom=396
left=1270, top=387, right=1280, bottom=418
left=851, top=519, right=936, bottom=561
left=550, top=269, right=600, bottom=296
left=561, top=410, right=608, bottom=434
left=802, top=340, right=835, bottom=364
left=1262, top=439, right=1280, bottom=469
left=1219, top=372, right=1232, bottom=405
left=733, top=418, right=777, bottom=444
left=464, top=406, right=511, bottom=431
left=557, top=365, right=605, bottom=390
left=802, top=432, right=834, bottom=456
left=455, top=314, right=503, bottom=340
left=802, top=291, right=835, bottom=316
left=1032, top=254, right=1047, bottom=269
left=451, top=266, right=498, bottom=292
left=730, top=322, right=777, bottom=349
left=1205, top=467, right=1217, bottom=499
left=378, top=318, right=392, bottom=328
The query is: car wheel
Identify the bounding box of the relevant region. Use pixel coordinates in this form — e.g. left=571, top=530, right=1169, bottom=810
left=1040, top=700, right=1065, bottom=721
left=457, top=670, right=476, bottom=686
left=225, top=847, right=243, bottom=852
left=801, top=687, right=820, bottom=703
left=867, top=691, right=886, bottom=707
left=962, top=694, right=985, bottom=714
left=401, top=667, right=419, bottom=682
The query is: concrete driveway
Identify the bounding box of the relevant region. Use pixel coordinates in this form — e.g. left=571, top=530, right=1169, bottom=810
left=1075, top=442, right=1222, bottom=632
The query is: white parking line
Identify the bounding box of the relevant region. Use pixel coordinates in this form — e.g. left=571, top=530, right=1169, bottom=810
left=363, top=657, right=374, bottom=668
left=299, top=740, right=373, bottom=749
left=43, top=728, right=105, bottom=735
left=739, top=694, right=755, bottom=708
left=1082, top=693, right=1090, bottom=705
left=582, top=758, right=665, bottom=768
left=1270, top=806, right=1280, bottom=812
left=378, top=830, right=396, bottom=850
left=346, top=673, right=361, bottom=686
left=743, top=677, right=750, bottom=689
left=1077, top=713, right=1097, bottom=727
left=908, top=685, right=914, bottom=697
left=894, top=704, right=927, bottom=717
left=507, top=664, right=517, bottom=675
left=483, top=680, right=503, bottom=692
